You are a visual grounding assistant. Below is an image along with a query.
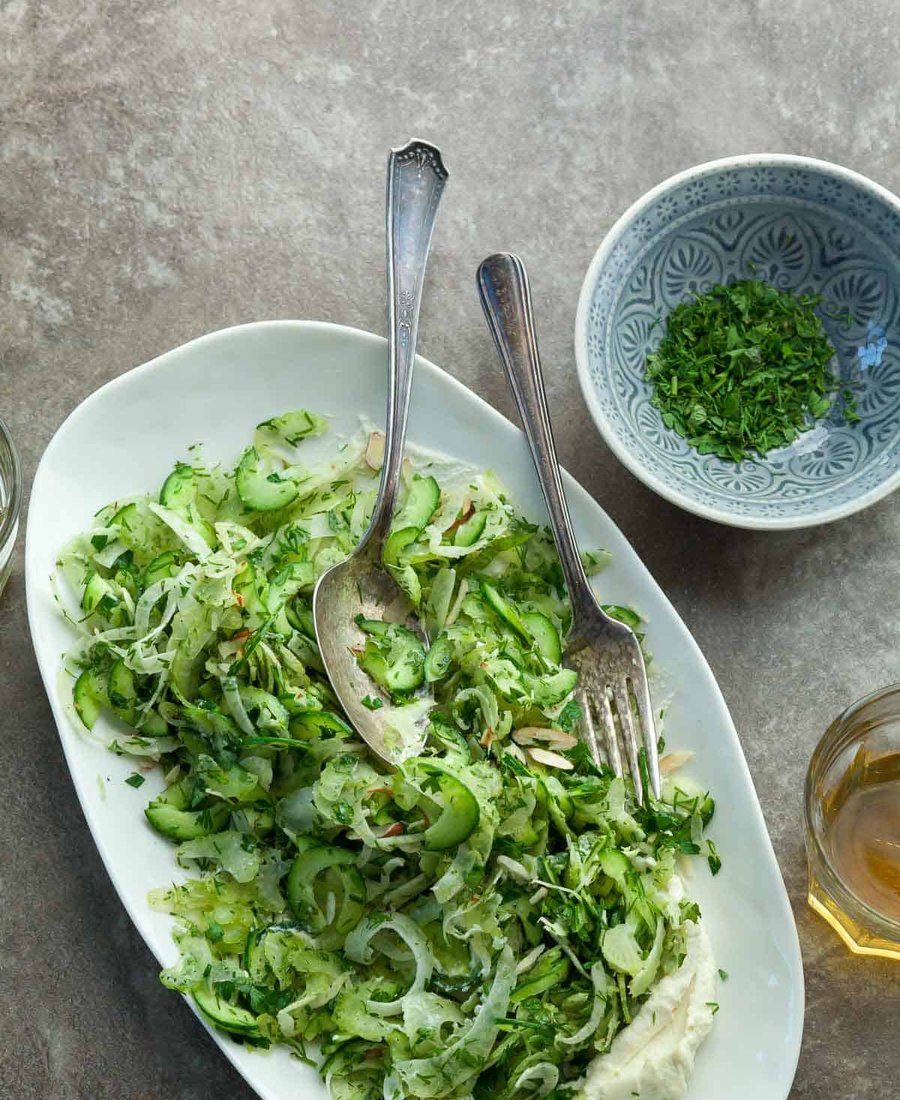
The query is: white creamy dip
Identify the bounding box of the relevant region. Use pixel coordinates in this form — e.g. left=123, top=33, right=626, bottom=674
left=579, top=920, right=716, bottom=1100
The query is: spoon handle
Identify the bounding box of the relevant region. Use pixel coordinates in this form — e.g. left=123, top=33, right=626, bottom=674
left=365, top=139, right=448, bottom=553
left=477, top=253, right=601, bottom=634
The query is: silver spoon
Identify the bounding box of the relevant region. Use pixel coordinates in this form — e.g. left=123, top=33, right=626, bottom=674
left=312, top=140, right=447, bottom=763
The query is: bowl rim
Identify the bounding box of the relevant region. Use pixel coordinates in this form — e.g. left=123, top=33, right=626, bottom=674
left=574, top=152, right=900, bottom=531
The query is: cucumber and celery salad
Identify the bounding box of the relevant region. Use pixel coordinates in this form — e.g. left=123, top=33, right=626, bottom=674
left=58, top=410, right=718, bottom=1100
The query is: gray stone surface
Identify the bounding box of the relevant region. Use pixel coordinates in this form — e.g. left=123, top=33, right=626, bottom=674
left=1, top=1, right=898, bottom=1096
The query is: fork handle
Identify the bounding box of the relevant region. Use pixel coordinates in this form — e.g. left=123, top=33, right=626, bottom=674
left=477, top=253, right=601, bottom=636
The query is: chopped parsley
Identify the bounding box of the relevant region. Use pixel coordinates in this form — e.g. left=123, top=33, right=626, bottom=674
left=646, top=279, right=857, bottom=462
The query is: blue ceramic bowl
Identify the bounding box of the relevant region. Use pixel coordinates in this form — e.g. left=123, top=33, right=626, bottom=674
left=575, top=155, right=900, bottom=529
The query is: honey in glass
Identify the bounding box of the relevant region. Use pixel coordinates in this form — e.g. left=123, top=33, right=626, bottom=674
left=805, top=686, right=900, bottom=958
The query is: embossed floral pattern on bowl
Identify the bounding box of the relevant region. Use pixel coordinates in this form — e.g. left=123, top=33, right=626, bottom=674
left=575, top=155, right=900, bottom=529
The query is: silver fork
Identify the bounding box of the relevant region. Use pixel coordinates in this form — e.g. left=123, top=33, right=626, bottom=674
left=477, top=252, right=661, bottom=803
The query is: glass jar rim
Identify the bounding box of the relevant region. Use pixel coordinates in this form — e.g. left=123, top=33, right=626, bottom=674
left=0, top=415, right=22, bottom=554
left=804, top=683, right=900, bottom=937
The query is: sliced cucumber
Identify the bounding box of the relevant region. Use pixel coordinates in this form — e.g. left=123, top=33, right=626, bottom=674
left=140, top=708, right=169, bottom=737
left=423, top=631, right=453, bottom=682
left=333, top=977, right=402, bottom=1042
left=599, top=848, right=631, bottom=890
left=109, top=502, right=140, bottom=547
left=159, top=464, right=214, bottom=544
left=107, top=658, right=138, bottom=724
left=383, top=475, right=440, bottom=566
left=152, top=777, right=191, bottom=808
left=159, top=464, right=196, bottom=511
left=109, top=501, right=174, bottom=559
left=244, top=922, right=302, bottom=982
left=145, top=800, right=230, bottom=841
left=73, top=667, right=107, bottom=730
left=356, top=618, right=389, bottom=638
left=454, top=510, right=487, bottom=547
left=255, top=408, right=328, bottom=448
left=481, top=581, right=530, bottom=639
left=286, top=843, right=366, bottom=936
left=383, top=527, right=419, bottom=567
left=529, top=668, right=578, bottom=707
left=356, top=618, right=426, bottom=694
left=81, top=572, right=116, bottom=615
left=289, top=710, right=353, bottom=739
left=192, top=987, right=260, bottom=1037
left=520, top=611, right=562, bottom=665
left=143, top=550, right=180, bottom=589
left=602, top=604, right=642, bottom=632
left=409, top=760, right=480, bottom=850
left=393, top=475, right=440, bottom=531
left=235, top=446, right=298, bottom=512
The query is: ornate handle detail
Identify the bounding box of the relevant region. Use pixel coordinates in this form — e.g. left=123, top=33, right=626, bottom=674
left=363, top=139, right=448, bottom=554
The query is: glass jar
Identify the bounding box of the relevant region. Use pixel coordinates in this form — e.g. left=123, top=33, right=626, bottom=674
left=805, top=685, right=900, bottom=959
left=0, top=416, right=21, bottom=598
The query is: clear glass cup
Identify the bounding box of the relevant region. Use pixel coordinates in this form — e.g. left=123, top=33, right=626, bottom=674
left=0, top=415, right=21, bottom=598
left=805, top=685, right=900, bottom=959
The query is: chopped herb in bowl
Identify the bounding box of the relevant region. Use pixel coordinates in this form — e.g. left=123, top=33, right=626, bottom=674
left=645, top=279, right=858, bottom=463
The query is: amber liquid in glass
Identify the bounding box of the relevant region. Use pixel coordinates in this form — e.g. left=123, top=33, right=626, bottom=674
left=824, top=751, right=900, bottom=923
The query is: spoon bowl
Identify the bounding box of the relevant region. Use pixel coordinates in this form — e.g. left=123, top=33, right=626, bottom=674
left=313, top=550, right=431, bottom=760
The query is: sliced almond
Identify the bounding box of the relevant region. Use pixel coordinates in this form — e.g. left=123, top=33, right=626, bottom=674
left=527, top=746, right=574, bottom=771
left=513, top=727, right=578, bottom=750
left=532, top=729, right=578, bottom=750
left=660, top=750, right=694, bottom=777
left=365, top=431, right=385, bottom=470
